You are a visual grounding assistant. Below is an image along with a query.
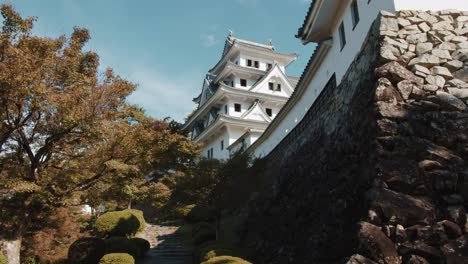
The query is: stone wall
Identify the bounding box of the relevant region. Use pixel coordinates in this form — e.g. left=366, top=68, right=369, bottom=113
left=233, top=10, right=468, bottom=264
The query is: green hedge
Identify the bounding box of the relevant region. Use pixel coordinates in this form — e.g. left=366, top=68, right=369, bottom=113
left=99, top=253, right=134, bottom=264
left=0, top=252, right=7, bottom=264
left=186, top=205, right=215, bottom=223
left=95, top=210, right=145, bottom=237
left=104, top=237, right=150, bottom=259
left=68, top=237, right=106, bottom=264
left=194, top=240, right=231, bottom=261
left=200, top=256, right=252, bottom=264
left=126, top=209, right=146, bottom=232
left=192, top=224, right=216, bottom=246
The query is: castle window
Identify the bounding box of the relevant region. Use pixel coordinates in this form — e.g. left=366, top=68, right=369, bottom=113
left=234, top=103, right=241, bottom=112
left=247, top=59, right=252, bottom=67
left=351, top=0, right=360, bottom=29
left=267, top=63, right=273, bottom=70
left=224, top=105, right=228, bottom=114
left=254, top=61, right=259, bottom=68
left=266, top=108, right=272, bottom=117
left=240, top=79, right=247, bottom=87
left=276, top=84, right=282, bottom=91
left=268, top=82, right=274, bottom=90
left=339, top=22, right=346, bottom=51
left=221, top=140, right=224, bottom=150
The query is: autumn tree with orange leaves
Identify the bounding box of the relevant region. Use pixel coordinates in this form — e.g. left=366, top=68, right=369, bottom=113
left=0, top=5, right=199, bottom=263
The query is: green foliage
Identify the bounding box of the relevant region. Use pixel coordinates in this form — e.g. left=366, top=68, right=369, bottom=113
left=173, top=204, right=196, bottom=219
left=104, top=237, right=149, bottom=259
left=99, top=253, right=134, bottom=264
left=186, top=204, right=215, bottom=223
left=94, top=211, right=141, bottom=237
left=126, top=209, right=146, bottom=232
left=129, top=238, right=150, bottom=256
left=68, top=237, right=106, bottom=264
left=192, top=223, right=216, bottom=246
left=200, top=256, right=252, bottom=264
left=194, top=241, right=232, bottom=262
left=0, top=252, right=6, bottom=264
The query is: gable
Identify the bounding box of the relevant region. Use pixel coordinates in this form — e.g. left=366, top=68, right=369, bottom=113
left=249, top=64, right=294, bottom=97
left=241, top=101, right=272, bottom=122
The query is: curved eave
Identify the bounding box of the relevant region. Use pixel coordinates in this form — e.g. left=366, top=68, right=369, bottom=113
left=182, top=84, right=289, bottom=131
left=246, top=39, right=333, bottom=155
left=193, top=114, right=269, bottom=144
left=296, top=0, right=349, bottom=44
left=209, top=42, right=298, bottom=75
left=215, top=61, right=265, bottom=83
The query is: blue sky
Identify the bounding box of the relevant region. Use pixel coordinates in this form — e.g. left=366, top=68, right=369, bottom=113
left=4, top=0, right=315, bottom=121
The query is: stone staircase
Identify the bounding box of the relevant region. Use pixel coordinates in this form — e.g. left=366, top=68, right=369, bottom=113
left=138, top=223, right=192, bottom=264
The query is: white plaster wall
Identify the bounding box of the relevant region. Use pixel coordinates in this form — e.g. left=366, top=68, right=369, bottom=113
left=253, top=0, right=395, bottom=158
left=254, top=73, right=291, bottom=97
left=202, top=130, right=230, bottom=160
left=227, top=126, right=247, bottom=146
left=233, top=76, right=256, bottom=89
left=226, top=98, right=252, bottom=118
left=394, top=0, right=468, bottom=11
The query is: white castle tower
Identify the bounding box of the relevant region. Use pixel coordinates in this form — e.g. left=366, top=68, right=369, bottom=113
left=183, top=32, right=298, bottom=159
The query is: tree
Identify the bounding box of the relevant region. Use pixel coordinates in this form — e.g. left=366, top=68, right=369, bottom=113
left=0, top=5, right=155, bottom=263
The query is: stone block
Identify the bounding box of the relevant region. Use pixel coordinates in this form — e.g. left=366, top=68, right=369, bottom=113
left=426, top=75, right=446, bottom=88
left=443, top=60, right=463, bottom=71
left=381, top=17, right=399, bottom=32
left=409, top=54, right=441, bottom=67
left=407, top=33, right=428, bottom=44
left=416, top=42, right=433, bottom=55
left=431, top=66, right=453, bottom=79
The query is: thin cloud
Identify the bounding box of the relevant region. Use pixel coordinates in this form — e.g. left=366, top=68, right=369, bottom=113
left=125, top=65, right=201, bottom=121
left=201, top=33, right=217, bottom=47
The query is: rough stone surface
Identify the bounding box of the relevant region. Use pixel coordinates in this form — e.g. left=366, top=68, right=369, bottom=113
left=434, top=91, right=467, bottom=111
left=416, top=42, right=433, bottom=55
left=358, top=222, right=401, bottom=264
left=234, top=12, right=468, bottom=264
left=408, top=54, right=441, bottom=67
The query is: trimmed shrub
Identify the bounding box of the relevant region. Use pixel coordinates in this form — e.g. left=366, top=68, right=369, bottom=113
left=0, top=252, right=7, bottom=264
left=200, top=256, right=252, bottom=264
left=104, top=237, right=140, bottom=259
left=192, top=222, right=213, bottom=236
left=99, top=253, right=134, bottom=264
left=192, top=224, right=216, bottom=246
left=129, top=238, right=150, bottom=256
left=104, top=237, right=149, bottom=259
left=194, top=241, right=232, bottom=262
left=125, top=209, right=145, bottom=232
left=95, top=211, right=140, bottom=237
left=186, top=205, right=215, bottom=223
left=68, top=237, right=106, bottom=264
left=174, top=204, right=196, bottom=219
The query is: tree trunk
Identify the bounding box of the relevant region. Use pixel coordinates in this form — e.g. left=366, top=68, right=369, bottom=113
left=127, top=200, right=132, bottom=210
left=0, top=237, right=22, bottom=264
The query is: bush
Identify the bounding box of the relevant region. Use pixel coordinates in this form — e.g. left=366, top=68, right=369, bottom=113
left=129, top=238, right=150, bottom=256
left=68, top=237, right=106, bottom=264
left=0, top=252, right=7, bottom=264
left=95, top=211, right=140, bottom=237
left=192, top=223, right=216, bottom=246
left=173, top=204, right=196, bottom=219
left=104, top=237, right=149, bottom=259
left=186, top=205, right=215, bottom=223
left=200, top=256, right=252, bottom=264
left=192, top=222, right=213, bottom=235
left=125, top=209, right=146, bottom=232
left=99, top=253, right=134, bottom=264
left=194, top=241, right=233, bottom=262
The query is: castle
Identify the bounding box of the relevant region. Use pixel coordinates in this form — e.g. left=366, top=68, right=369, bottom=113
left=183, top=33, right=298, bottom=160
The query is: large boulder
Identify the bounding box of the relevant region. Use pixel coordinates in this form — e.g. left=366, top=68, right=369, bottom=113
left=366, top=188, right=436, bottom=226
left=357, top=222, right=401, bottom=264
left=376, top=61, right=424, bottom=85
